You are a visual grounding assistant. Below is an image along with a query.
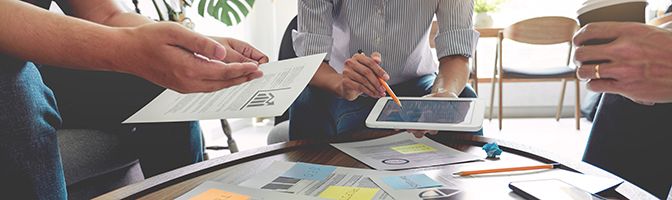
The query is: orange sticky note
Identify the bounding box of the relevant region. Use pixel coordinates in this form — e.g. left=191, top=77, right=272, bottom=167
left=189, top=189, right=250, bottom=200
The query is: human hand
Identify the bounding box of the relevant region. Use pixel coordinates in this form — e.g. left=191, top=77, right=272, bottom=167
left=341, top=51, right=389, bottom=100
left=209, top=37, right=269, bottom=64
left=117, top=22, right=263, bottom=93
left=573, top=22, right=672, bottom=105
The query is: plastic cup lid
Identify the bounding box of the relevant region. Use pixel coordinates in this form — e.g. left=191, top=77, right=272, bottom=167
left=577, top=0, right=648, bottom=15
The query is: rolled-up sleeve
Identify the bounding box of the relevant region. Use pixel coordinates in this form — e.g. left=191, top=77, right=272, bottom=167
left=293, top=0, right=334, bottom=60
left=434, top=0, right=480, bottom=59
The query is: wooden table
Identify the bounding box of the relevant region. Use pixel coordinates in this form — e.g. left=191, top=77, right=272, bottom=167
left=96, top=130, right=656, bottom=200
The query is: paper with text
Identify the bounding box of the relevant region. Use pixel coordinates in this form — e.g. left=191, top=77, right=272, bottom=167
left=331, top=133, right=480, bottom=170
left=123, top=53, right=326, bottom=123
left=369, top=161, right=622, bottom=200
left=175, top=181, right=324, bottom=200
left=239, top=161, right=395, bottom=200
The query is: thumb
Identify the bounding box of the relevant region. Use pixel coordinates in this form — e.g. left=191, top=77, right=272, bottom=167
left=371, top=51, right=382, bottom=64
left=169, top=26, right=227, bottom=60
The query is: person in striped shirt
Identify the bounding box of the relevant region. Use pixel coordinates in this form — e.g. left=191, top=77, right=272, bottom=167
left=289, top=0, right=481, bottom=139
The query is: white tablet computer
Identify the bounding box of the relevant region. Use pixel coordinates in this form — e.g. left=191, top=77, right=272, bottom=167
left=365, top=97, right=485, bottom=132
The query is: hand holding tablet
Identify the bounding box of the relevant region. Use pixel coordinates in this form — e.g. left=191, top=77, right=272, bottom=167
left=365, top=97, right=485, bottom=132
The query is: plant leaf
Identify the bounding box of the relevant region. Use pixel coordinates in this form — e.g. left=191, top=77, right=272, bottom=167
left=196, top=0, right=256, bottom=26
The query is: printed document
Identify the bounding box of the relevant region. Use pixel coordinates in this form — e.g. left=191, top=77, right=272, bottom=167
left=123, top=53, right=326, bottom=123
left=331, top=133, right=480, bottom=170
left=368, top=161, right=622, bottom=200
left=239, top=161, right=396, bottom=200
left=175, top=181, right=324, bottom=200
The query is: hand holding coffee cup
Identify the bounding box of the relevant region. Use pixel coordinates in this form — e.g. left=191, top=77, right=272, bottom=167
left=573, top=22, right=672, bottom=104
left=574, top=0, right=672, bottom=104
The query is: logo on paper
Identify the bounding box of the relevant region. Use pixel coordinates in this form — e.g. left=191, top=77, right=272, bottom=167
left=241, top=88, right=290, bottom=110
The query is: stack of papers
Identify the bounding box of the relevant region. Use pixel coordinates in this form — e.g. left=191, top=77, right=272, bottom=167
left=180, top=161, right=621, bottom=200
left=331, top=133, right=480, bottom=170
left=176, top=131, right=622, bottom=200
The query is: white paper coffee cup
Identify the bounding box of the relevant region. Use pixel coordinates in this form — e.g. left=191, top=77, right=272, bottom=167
left=577, top=0, right=648, bottom=27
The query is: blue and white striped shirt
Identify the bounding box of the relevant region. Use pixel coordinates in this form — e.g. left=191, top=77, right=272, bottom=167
left=293, top=0, right=479, bottom=85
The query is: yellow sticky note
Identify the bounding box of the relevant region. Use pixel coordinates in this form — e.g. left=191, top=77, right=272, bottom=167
left=189, top=189, right=250, bottom=200
left=318, top=186, right=379, bottom=200
left=391, top=143, right=436, bottom=154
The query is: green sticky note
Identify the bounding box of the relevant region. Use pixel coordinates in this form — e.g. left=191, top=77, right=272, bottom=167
left=391, top=144, right=437, bottom=154
left=318, top=186, right=379, bottom=200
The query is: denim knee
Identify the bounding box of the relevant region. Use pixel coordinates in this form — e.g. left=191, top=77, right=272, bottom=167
left=0, top=62, right=61, bottom=138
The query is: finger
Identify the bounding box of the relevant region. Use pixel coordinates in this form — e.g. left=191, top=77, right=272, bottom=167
left=343, top=66, right=383, bottom=97
left=198, top=61, right=261, bottom=81
left=200, top=75, right=254, bottom=92
left=228, top=38, right=270, bottom=63
left=427, top=130, right=438, bottom=135
left=573, top=22, right=628, bottom=46
left=169, top=25, right=227, bottom=60
left=586, top=79, right=621, bottom=93
left=573, top=44, right=613, bottom=65
left=577, top=62, right=628, bottom=80
left=371, top=51, right=382, bottom=64
left=354, top=54, right=390, bottom=80
left=348, top=58, right=386, bottom=94
left=221, top=50, right=256, bottom=63
left=344, top=77, right=377, bottom=99
left=411, top=131, right=425, bottom=138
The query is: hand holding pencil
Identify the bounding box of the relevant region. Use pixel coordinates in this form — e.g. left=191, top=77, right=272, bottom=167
left=341, top=50, right=395, bottom=102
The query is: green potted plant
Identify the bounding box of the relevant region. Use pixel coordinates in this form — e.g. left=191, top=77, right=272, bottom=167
left=474, top=0, right=505, bottom=28
left=151, top=0, right=256, bottom=27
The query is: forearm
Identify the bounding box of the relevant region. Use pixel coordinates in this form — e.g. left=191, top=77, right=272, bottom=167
left=310, top=62, right=342, bottom=94
left=434, top=55, right=470, bottom=96
left=0, top=1, right=127, bottom=72
left=65, top=0, right=154, bottom=27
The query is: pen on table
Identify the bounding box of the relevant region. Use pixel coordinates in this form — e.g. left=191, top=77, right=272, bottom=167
left=452, top=163, right=560, bottom=176
left=356, top=50, right=402, bottom=108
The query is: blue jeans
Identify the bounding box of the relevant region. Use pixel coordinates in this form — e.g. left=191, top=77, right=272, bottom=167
left=40, top=66, right=204, bottom=178
left=1, top=60, right=203, bottom=199
left=0, top=61, right=65, bottom=199
left=289, top=74, right=481, bottom=140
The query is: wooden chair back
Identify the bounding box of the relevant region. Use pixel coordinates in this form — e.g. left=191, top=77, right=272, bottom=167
left=503, top=16, right=579, bottom=45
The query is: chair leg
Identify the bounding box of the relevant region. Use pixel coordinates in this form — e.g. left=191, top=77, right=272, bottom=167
left=474, top=77, right=479, bottom=95
left=556, top=79, right=567, bottom=121
left=489, top=74, right=497, bottom=121
left=498, top=75, right=503, bottom=130
left=575, top=79, right=581, bottom=130
left=220, top=119, right=239, bottom=153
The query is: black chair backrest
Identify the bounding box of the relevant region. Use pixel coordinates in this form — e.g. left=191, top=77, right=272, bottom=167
left=275, top=16, right=299, bottom=125
left=583, top=94, right=672, bottom=199
left=279, top=16, right=298, bottom=61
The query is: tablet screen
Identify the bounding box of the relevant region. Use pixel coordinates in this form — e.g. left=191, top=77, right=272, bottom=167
left=376, top=100, right=472, bottom=124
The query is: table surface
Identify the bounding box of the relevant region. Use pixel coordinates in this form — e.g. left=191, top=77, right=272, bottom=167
left=96, top=130, right=656, bottom=200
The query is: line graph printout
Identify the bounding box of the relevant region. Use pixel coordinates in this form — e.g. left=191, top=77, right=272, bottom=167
left=123, top=53, right=326, bottom=123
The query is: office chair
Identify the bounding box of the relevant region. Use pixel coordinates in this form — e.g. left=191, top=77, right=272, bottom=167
left=491, top=16, right=581, bottom=130
left=583, top=94, right=672, bottom=199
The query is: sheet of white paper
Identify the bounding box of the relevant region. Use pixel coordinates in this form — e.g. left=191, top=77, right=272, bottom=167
left=369, top=162, right=622, bottom=200
left=175, top=181, right=325, bottom=200
left=123, top=53, right=326, bottom=123
left=239, top=161, right=397, bottom=200
left=331, top=133, right=481, bottom=170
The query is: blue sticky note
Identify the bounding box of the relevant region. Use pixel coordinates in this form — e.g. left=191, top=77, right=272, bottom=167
left=281, top=162, right=336, bottom=181
left=382, top=174, right=443, bottom=190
